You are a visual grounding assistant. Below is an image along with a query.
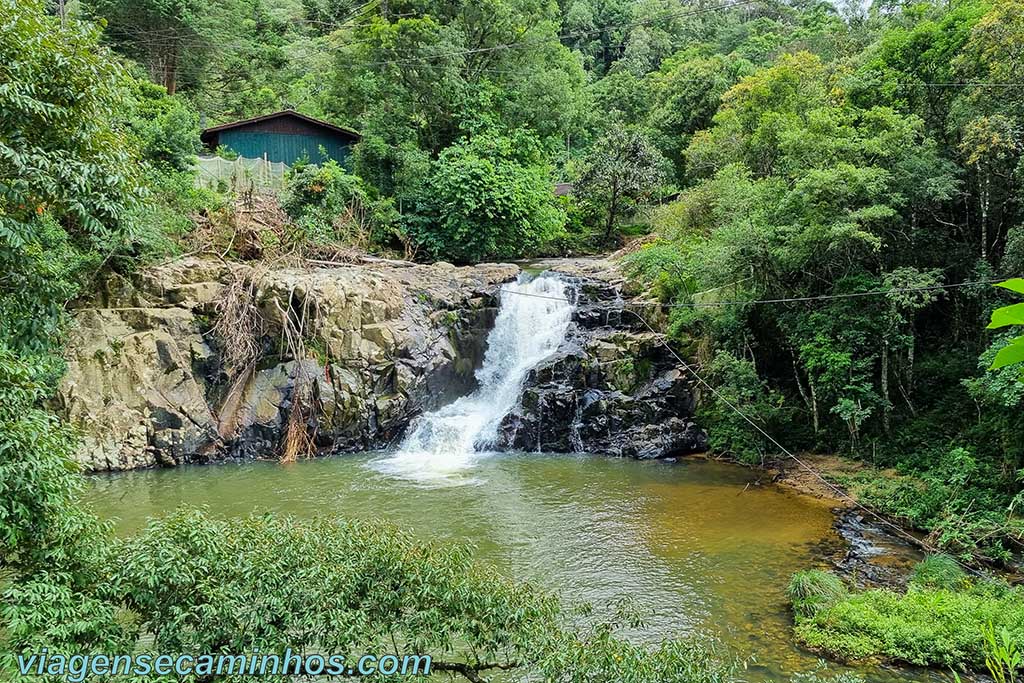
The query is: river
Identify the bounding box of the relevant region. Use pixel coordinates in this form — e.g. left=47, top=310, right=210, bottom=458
left=83, top=272, right=943, bottom=682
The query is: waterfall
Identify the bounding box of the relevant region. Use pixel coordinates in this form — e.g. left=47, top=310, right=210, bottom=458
left=371, top=274, right=575, bottom=484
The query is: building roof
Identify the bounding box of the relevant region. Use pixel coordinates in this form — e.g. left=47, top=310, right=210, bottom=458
left=554, top=182, right=574, bottom=197
left=201, top=110, right=361, bottom=139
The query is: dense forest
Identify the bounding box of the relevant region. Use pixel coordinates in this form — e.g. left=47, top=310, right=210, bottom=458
left=2, top=0, right=1024, bottom=678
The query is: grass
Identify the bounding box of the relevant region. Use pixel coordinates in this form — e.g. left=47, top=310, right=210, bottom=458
left=788, top=570, right=849, bottom=618
left=790, top=561, right=1024, bottom=671
left=910, top=554, right=969, bottom=590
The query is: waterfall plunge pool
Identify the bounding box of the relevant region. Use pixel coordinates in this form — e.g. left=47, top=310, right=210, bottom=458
left=84, top=454, right=938, bottom=683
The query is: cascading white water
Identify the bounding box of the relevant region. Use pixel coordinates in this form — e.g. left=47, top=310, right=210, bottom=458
left=371, top=274, right=575, bottom=484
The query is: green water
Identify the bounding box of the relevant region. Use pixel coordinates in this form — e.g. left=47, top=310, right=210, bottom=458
left=85, top=453, right=942, bottom=682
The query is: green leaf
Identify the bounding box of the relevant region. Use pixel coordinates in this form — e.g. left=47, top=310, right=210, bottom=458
left=986, top=303, right=1024, bottom=329
left=991, top=337, right=1024, bottom=370
left=995, top=278, right=1024, bottom=295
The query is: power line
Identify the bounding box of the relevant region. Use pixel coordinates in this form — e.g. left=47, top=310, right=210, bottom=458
left=621, top=306, right=985, bottom=575
left=498, top=281, right=994, bottom=574
left=499, top=276, right=1011, bottom=308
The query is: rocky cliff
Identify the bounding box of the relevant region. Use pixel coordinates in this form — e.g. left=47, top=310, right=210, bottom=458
left=58, top=257, right=518, bottom=471
left=58, top=257, right=705, bottom=471
left=497, top=260, right=707, bottom=459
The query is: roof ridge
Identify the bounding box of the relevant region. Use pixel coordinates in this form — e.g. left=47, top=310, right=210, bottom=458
left=201, top=110, right=360, bottom=138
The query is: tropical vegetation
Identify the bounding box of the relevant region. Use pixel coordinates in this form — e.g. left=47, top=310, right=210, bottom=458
left=3, top=0, right=1024, bottom=678
left=789, top=560, right=1024, bottom=673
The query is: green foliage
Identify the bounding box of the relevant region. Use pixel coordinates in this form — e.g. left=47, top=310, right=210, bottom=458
left=615, top=0, right=1023, bottom=562
left=0, top=348, right=93, bottom=573
left=842, top=446, right=1023, bottom=561
left=122, top=167, right=222, bottom=265
left=3, top=503, right=738, bottom=683
left=575, top=124, right=670, bottom=242
left=699, top=352, right=788, bottom=465
left=280, top=159, right=373, bottom=244
left=910, top=555, right=969, bottom=591
left=988, top=279, right=1024, bottom=373
left=792, top=579, right=1024, bottom=671
left=125, top=78, right=202, bottom=172
left=405, top=133, right=565, bottom=262
left=1, top=0, right=140, bottom=251
left=788, top=570, right=849, bottom=618
left=984, top=621, right=1023, bottom=683
left=621, top=241, right=693, bottom=302
left=0, top=215, right=99, bottom=358
left=84, top=0, right=294, bottom=118
left=1, top=0, right=155, bottom=361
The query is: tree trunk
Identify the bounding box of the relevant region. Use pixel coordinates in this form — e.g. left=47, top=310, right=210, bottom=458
left=791, top=355, right=817, bottom=434
left=980, top=169, right=989, bottom=261
left=164, top=47, right=178, bottom=95
left=603, top=184, right=619, bottom=243
left=881, top=339, right=891, bottom=436
left=808, top=379, right=820, bottom=435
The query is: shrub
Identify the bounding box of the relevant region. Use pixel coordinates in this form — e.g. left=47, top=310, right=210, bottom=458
left=404, top=132, right=565, bottom=262
left=621, top=240, right=694, bottom=302
left=792, top=583, right=1024, bottom=669
left=279, top=159, right=406, bottom=253
left=118, top=167, right=223, bottom=265
left=788, top=570, right=849, bottom=618
left=700, top=351, right=790, bottom=464
left=125, top=78, right=201, bottom=172
left=910, top=555, right=969, bottom=590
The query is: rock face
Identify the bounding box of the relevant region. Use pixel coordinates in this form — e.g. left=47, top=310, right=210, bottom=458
left=497, top=260, right=707, bottom=459
left=58, top=255, right=705, bottom=471
left=57, top=257, right=518, bottom=471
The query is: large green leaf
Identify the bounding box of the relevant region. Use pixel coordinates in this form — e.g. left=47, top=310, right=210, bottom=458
left=990, top=337, right=1024, bottom=370
left=995, top=278, right=1024, bottom=295
left=986, top=302, right=1024, bottom=329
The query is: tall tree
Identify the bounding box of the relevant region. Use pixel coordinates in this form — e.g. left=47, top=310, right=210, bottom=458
left=576, top=124, right=668, bottom=242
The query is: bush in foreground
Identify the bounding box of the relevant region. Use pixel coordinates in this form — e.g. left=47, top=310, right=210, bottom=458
left=3, top=508, right=738, bottom=683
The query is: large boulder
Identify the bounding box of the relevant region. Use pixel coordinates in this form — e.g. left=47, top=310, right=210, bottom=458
left=497, top=262, right=706, bottom=459
left=57, top=257, right=518, bottom=471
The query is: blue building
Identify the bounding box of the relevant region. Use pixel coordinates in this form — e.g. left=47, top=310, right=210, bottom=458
left=200, top=110, right=360, bottom=166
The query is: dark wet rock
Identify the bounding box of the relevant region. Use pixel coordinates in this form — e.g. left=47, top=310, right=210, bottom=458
left=497, top=270, right=707, bottom=459
left=829, top=510, right=924, bottom=589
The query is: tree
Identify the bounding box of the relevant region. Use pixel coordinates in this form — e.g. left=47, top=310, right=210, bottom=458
left=646, top=52, right=751, bottom=181
left=326, top=0, right=586, bottom=196
left=83, top=0, right=239, bottom=95
left=405, top=133, right=565, bottom=262
left=576, top=124, right=668, bottom=242
left=0, top=0, right=140, bottom=357
left=125, top=78, right=202, bottom=172
left=959, top=116, right=1022, bottom=261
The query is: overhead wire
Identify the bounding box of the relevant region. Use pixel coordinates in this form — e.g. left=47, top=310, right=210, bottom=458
left=496, top=273, right=1019, bottom=575
left=498, top=276, right=1012, bottom=308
